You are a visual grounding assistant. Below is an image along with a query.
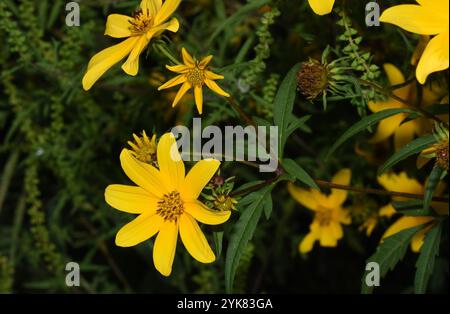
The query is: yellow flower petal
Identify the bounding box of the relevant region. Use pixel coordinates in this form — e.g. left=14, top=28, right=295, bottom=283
left=338, top=208, right=351, bottom=225
left=115, top=213, right=162, bottom=247
left=199, top=55, right=213, bottom=69
left=105, top=184, right=158, bottom=214
left=416, top=32, right=449, bottom=84
left=330, top=222, right=343, bottom=239
left=319, top=226, right=338, bottom=247
left=287, top=182, right=318, bottom=211
left=182, top=159, right=220, bottom=200
left=394, top=120, right=416, bottom=150
left=328, top=168, right=351, bottom=206
left=166, top=64, right=189, bottom=73
left=204, top=79, right=230, bottom=97
left=105, top=14, right=133, bottom=38
left=299, top=232, right=317, bottom=254
left=410, top=223, right=435, bottom=252
left=377, top=172, right=424, bottom=195
left=381, top=216, right=433, bottom=241
left=384, top=63, right=406, bottom=86
left=141, top=0, right=162, bottom=16
left=122, top=35, right=150, bottom=76
left=120, top=149, right=167, bottom=197
left=379, top=203, right=396, bottom=218
left=194, top=86, right=203, bottom=114
left=184, top=201, right=231, bottom=225
left=179, top=214, right=215, bottom=263
left=308, top=0, right=335, bottom=15
left=205, top=71, right=224, bottom=80
left=158, top=75, right=187, bottom=90
left=369, top=113, right=406, bottom=143
left=154, top=0, right=181, bottom=26
left=380, top=4, right=448, bottom=35
left=82, top=37, right=138, bottom=90
left=148, top=18, right=179, bottom=39
left=153, top=221, right=178, bottom=276
left=172, top=82, right=192, bottom=108
left=181, top=47, right=195, bottom=67
left=157, top=133, right=185, bottom=190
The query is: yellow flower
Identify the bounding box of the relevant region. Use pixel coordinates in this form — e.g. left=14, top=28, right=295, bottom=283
left=380, top=0, right=449, bottom=84
left=127, top=131, right=157, bottom=164
left=105, top=133, right=231, bottom=276
left=368, top=63, right=444, bottom=151
left=377, top=172, right=448, bottom=252
left=307, top=0, right=335, bottom=16
left=288, top=169, right=352, bottom=254
left=158, top=48, right=230, bottom=114
left=82, top=0, right=181, bottom=91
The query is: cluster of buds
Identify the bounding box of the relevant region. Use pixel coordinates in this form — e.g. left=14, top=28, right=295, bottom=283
left=128, top=131, right=158, bottom=167
left=202, top=174, right=238, bottom=212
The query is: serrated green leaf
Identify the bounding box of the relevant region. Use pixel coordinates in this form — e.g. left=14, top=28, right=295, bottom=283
left=379, top=135, right=437, bottom=173
left=282, top=159, right=318, bottom=190
left=326, top=109, right=415, bottom=161
left=415, top=222, right=442, bottom=294
left=225, top=185, right=274, bottom=293
left=361, top=224, right=424, bottom=294
left=423, top=166, right=444, bottom=211
left=273, top=63, right=301, bottom=158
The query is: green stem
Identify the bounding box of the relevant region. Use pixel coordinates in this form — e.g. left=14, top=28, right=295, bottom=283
left=155, top=44, right=181, bottom=65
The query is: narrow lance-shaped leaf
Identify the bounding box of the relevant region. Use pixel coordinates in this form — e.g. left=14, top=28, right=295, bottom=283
left=379, top=135, right=437, bottom=173
left=415, top=222, right=442, bottom=294
left=325, top=109, right=415, bottom=161
left=282, top=158, right=319, bottom=190
left=361, top=224, right=425, bottom=294
left=423, top=166, right=444, bottom=211
left=225, top=185, right=274, bottom=293
left=273, top=63, right=301, bottom=158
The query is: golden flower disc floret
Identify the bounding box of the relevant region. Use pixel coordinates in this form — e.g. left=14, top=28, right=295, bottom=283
left=315, top=208, right=333, bottom=226
left=157, top=191, right=184, bottom=222
left=186, top=67, right=205, bottom=87
left=129, top=9, right=154, bottom=34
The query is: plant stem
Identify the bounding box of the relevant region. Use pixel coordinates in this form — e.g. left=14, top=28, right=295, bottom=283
left=155, top=44, right=181, bottom=65
left=226, top=96, right=257, bottom=128
left=315, top=179, right=449, bottom=203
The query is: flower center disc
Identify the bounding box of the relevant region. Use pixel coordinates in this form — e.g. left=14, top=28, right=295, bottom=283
left=187, top=67, right=205, bottom=87
left=316, top=208, right=333, bottom=226
left=436, top=139, right=449, bottom=171
left=129, top=9, right=154, bottom=34
left=157, top=191, right=184, bottom=222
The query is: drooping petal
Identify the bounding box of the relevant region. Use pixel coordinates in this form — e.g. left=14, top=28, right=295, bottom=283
left=153, top=221, right=178, bottom=276
left=82, top=37, right=139, bottom=90
left=141, top=0, right=162, bottom=16
left=379, top=204, right=396, bottom=218
left=158, top=74, right=187, bottom=90
left=184, top=201, right=231, bottom=225
left=308, top=0, right=335, bottom=16
left=329, top=222, right=343, bottom=239
left=166, top=64, right=190, bottom=74
left=115, top=213, right=162, bottom=247
left=194, top=86, right=203, bottom=114
left=157, top=133, right=185, bottom=190
left=380, top=5, right=448, bottom=35
left=105, top=14, right=133, bottom=38
left=384, top=63, right=406, bottom=86
left=369, top=114, right=406, bottom=143
left=318, top=226, right=338, bottom=247
left=394, top=120, right=416, bottom=150
left=182, top=159, right=220, bottom=200
left=287, top=183, right=319, bottom=211
left=147, top=17, right=179, bottom=39
left=338, top=208, right=351, bottom=225
left=328, top=169, right=351, bottom=206
left=181, top=47, right=195, bottom=67
left=204, top=79, right=230, bottom=97
left=105, top=184, right=158, bottom=214
left=381, top=216, right=434, bottom=241
left=120, top=149, right=167, bottom=197
left=179, top=214, right=215, bottom=263
left=154, top=0, right=182, bottom=26
left=377, top=172, right=424, bottom=195
left=416, top=33, right=449, bottom=84
left=122, top=35, right=150, bottom=76
left=205, top=71, right=224, bottom=80
left=299, top=232, right=317, bottom=254
left=198, top=55, right=213, bottom=69
left=172, top=82, right=192, bottom=108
